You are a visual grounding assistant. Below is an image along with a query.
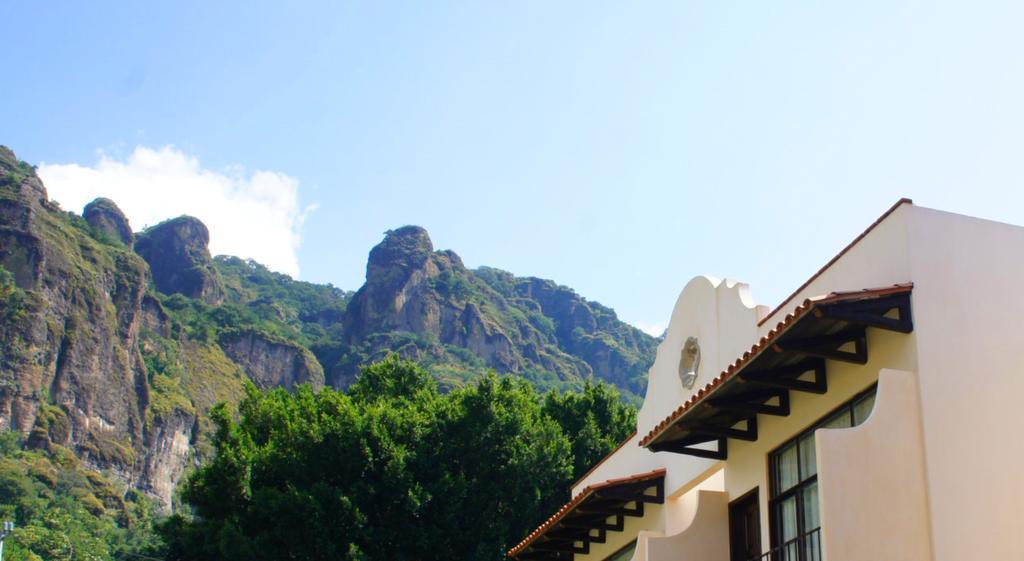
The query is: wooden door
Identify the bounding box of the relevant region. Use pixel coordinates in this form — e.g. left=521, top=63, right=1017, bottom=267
left=729, top=489, right=762, bottom=561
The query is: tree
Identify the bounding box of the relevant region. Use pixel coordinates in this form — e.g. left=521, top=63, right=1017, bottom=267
left=542, top=381, right=637, bottom=480
left=162, top=358, right=635, bottom=561
left=418, top=374, right=572, bottom=560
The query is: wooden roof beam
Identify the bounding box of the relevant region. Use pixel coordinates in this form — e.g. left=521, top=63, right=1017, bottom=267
left=560, top=515, right=623, bottom=533
left=709, top=389, right=790, bottom=417
left=816, top=292, right=913, bottom=333
left=740, top=359, right=827, bottom=395
left=650, top=437, right=728, bottom=460
left=773, top=328, right=867, bottom=365
left=688, top=416, right=758, bottom=442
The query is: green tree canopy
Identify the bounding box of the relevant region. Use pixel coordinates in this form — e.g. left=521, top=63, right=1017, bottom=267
left=542, top=381, right=637, bottom=480
left=161, top=357, right=636, bottom=561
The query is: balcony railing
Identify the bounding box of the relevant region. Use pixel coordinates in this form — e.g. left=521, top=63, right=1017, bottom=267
left=749, top=528, right=822, bottom=561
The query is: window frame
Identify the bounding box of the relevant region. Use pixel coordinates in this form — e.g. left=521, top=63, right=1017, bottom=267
left=602, top=539, right=638, bottom=561
left=767, top=385, right=878, bottom=553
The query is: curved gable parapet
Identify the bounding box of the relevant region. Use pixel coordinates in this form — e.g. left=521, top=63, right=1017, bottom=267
left=637, top=276, right=763, bottom=437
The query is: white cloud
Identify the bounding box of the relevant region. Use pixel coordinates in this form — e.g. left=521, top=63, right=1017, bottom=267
left=38, top=146, right=314, bottom=278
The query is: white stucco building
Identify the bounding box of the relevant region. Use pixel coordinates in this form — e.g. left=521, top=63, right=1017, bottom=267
left=508, top=199, right=1024, bottom=561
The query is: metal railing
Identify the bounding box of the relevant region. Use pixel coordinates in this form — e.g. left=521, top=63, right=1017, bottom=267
left=749, top=527, right=821, bottom=561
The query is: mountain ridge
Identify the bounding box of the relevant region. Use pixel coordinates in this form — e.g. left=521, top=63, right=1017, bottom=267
left=0, top=145, right=657, bottom=512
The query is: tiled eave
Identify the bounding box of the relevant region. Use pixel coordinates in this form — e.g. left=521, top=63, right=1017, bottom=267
left=507, top=468, right=666, bottom=560
left=639, top=283, right=914, bottom=449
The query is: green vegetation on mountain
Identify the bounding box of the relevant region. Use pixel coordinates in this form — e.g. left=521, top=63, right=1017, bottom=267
left=1, top=145, right=153, bottom=483
left=0, top=431, right=162, bottom=561
left=214, top=256, right=352, bottom=383
left=338, top=226, right=658, bottom=400
left=0, top=145, right=656, bottom=558
left=160, top=357, right=635, bottom=561
left=0, top=265, right=28, bottom=323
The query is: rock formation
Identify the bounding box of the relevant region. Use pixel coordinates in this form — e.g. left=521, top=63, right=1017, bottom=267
left=0, top=146, right=150, bottom=483
left=84, top=197, right=134, bottom=245
left=0, top=148, right=246, bottom=511
left=135, top=216, right=224, bottom=305
left=220, top=330, right=325, bottom=391
left=338, top=226, right=657, bottom=396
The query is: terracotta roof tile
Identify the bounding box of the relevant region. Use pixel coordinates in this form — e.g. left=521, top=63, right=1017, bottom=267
left=506, top=468, right=666, bottom=558
left=638, top=283, right=913, bottom=448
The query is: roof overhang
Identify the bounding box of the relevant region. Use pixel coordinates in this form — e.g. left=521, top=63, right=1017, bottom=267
left=639, top=284, right=914, bottom=457
left=507, top=469, right=666, bottom=560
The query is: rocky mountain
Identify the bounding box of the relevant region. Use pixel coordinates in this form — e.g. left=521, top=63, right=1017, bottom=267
left=0, top=145, right=656, bottom=512
left=338, top=226, right=656, bottom=395
left=0, top=146, right=255, bottom=511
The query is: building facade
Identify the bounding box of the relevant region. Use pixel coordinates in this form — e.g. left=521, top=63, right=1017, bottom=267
left=508, top=199, right=1024, bottom=561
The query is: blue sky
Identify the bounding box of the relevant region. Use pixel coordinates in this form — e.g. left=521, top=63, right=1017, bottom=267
left=4, top=1, right=1024, bottom=334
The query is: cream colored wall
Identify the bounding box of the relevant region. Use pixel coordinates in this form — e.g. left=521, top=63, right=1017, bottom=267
left=905, top=206, right=1024, bottom=561
left=816, top=368, right=932, bottom=561
left=571, top=433, right=720, bottom=500
left=571, top=452, right=725, bottom=560
left=573, top=471, right=726, bottom=561
left=644, top=490, right=730, bottom=561
left=570, top=276, right=754, bottom=561
left=638, top=276, right=762, bottom=436
left=573, top=432, right=724, bottom=501
left=664, top=467, right=724, bottom=536
left=721, top=326, right=918, bottom=551
left=577, top=276, right=758, bottom=499
left=730, top=202, right=1024, bottom=558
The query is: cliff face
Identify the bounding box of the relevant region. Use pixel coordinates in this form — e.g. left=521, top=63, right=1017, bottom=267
left=0, top=149, right=147, bottom=470
left=0, top=148, right=157, bottom=500
left=0, top=148, right=272, bottom=510
left=135, top=216, right=224, bottom=305
left=343, top=226, right=444, bottom=340
left=342, top=227, right=519, bottom=373
left=510, top=277, right=656, bottom=393
left=220, top=330, right=325, bottom=391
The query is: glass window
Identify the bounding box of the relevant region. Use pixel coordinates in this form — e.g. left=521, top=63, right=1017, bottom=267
left=798, top=434, right=816, bottom=480
left=777, top=496, right=798, bottom=542
left=775, top=443, right=799, bottom=492
left=820, top=409, right=852, bottom=431
left=801, top=481, right=820, bottom=531
left=768, top=386, right=876, bottom=559
left=853, top=393, right=876, bottom=425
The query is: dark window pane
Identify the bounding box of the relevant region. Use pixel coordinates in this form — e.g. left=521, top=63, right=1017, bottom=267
left=821, top=409, right=852, bottom=430
left=778, top=496, right=798, bottom=542
left=776, top=443, right=799, bottom=493
left=801, top=481, right=820, bottom=531
left=805, top=528, right=822, bottom=561
left=853, top=392, right=876, bottom=425
left=799, top=433, right=817, bottom=480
